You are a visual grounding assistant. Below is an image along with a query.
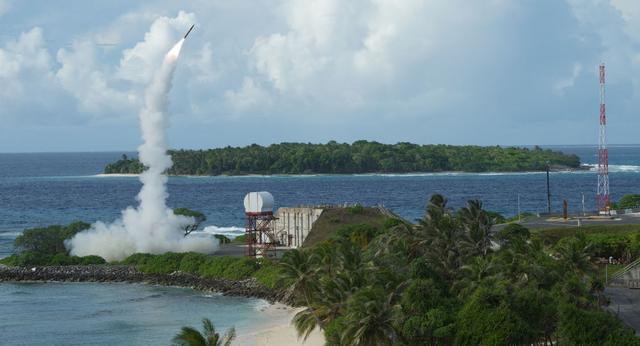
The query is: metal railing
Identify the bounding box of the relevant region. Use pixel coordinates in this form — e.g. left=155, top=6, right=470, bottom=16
left=608, top=257, right=640, bottom=284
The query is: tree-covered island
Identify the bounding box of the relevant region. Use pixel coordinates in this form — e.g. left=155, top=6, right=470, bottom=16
left=104, top=141, right=581, bottom=175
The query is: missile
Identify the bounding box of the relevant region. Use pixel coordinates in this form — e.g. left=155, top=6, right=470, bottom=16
left=184, top=25, right=194, bottom=39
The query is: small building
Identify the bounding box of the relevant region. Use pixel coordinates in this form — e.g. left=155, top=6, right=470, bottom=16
left=273, top=207, right=324, bottom=248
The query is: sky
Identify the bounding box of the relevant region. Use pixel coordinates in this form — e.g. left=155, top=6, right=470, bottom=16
left=1, top=0, right=640, bottom=152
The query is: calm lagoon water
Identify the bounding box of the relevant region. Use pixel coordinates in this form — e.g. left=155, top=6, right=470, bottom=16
left=0, top=145, right=639, bottom=344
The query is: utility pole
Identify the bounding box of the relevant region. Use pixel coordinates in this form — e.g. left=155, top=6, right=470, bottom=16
left=546, top=162, right=551, bottom=213
left=582, top=192, right=586, bottom=216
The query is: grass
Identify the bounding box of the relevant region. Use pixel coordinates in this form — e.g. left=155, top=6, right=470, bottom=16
left=302, top=207, right=390, bottom=247
left=533, top=224, right=640, bottom=244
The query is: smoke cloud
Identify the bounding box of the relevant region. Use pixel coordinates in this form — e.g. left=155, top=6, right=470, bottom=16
left=66, top=37, right=218, bottom=262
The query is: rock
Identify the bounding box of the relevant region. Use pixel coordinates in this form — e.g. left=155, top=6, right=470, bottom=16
left=0, top=265, right=279, bottom=302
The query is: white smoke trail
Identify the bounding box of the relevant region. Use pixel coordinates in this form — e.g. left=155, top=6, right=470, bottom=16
left=66, top=38, right=218, bottom=262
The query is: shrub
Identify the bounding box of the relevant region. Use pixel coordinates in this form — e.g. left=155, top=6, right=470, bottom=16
left=179, top=252, right=209, bottom=274
left=557, top=302, right=639, bottom=345
left=50, top=253, right=77, bottom=265
left=383, top=218, right=406, bottom=230
left=14, top=221, right=90, bottom=256
left=121, top=253, right=156, bottom=266
left=0, top=252, right=105, bottom=266
left=138, top=252, right=187, bottom=274
left=252, top=260, right=283, bottom=289
left=346, top=204, right=364, bottom=214
left=232, top=234, right=248, bottom=244
left=0, top=252, right=53, bottom=266
left=612, top=194, right=640, bottom=210
left=198, top=256, right=258, bottom=280
left=220, top=257, right=258, bottom=280
left=333, top=223, right=381, bottom=248
left=79, top=255, right=107, bottom=265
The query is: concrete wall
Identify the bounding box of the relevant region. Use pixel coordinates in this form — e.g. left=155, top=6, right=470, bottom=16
left=274, top=207, right=324, bottom=248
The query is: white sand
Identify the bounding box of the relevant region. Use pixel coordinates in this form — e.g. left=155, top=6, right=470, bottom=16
left=234, top=303, right=325, bottom=346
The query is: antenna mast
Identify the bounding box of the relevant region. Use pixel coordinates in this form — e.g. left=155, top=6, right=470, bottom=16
left=597, top=63, right=610, bottom=213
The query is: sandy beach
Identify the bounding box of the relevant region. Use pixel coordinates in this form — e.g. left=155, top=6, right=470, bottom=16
left=235, top=302, right=325, bottom=346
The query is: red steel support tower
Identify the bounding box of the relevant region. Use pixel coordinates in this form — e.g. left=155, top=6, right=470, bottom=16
left=245, top=212, right=277, bottom=258
left=597, top=63, right=610, bottom=213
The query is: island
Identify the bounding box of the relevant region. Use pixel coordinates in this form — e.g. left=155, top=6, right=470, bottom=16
left=103, top=141, right=581, bottom=175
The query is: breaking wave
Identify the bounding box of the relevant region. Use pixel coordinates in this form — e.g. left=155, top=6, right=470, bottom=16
left=583, top=164, right=640, bottom=173
left=201, top=225, right=245, bottom=239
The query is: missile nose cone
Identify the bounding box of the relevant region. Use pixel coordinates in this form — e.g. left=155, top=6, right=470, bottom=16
left=184, top=25, right=194, bottom=39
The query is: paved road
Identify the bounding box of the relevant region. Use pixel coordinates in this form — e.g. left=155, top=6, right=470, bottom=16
left=605, top=287, right=640, bottom=334
left=493, top=213, right=640, bottom=231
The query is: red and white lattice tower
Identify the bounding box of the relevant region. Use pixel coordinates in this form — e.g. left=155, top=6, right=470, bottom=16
left=597, top=63, right=610, bottom=213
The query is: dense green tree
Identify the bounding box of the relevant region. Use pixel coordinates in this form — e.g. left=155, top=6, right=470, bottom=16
left=15, top=221, right=90, bottom=256
left=611, top=194, right=640, bottom=209
left=340, top=287, right=397, bottom=346
left=105, top=141, right=581, bottom=175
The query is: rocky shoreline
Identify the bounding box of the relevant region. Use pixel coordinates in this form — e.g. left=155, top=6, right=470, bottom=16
left=0, top=264, right=280, bottom=301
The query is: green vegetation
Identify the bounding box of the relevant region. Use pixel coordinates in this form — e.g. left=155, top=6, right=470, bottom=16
left=533, top=224, right=640, bottom=262
left=278, top=195, right=639, bottom=345
left=213, top=234, right=231, bottom=244
left=174, top=208, right=207, bottom=236
left=0, top=222, right=107, bottom=266
left=119, top=252, right=282, bottom=288
left=4, top=199, right=639, bottom=345
left=104, top=154, right=143, bottom=174
left=230, top=234, right=247, bottom=244
left=172, top=318, right=235, bottom=346
left=611, top=194, right=640, bottom=210
left=534, top=224, right=640, bottom=243
left=302, top=207, right=391, bottom=247
left=104, top=141, right=580, bottom=175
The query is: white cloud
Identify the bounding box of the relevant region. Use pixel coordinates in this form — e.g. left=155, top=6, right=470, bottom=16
left=0, top=27, right=55, bottom=103
left=56, top=40, right=135, bottom=117
left=5, top=0, right=640, bottom=150
left=224, top=77, right=271, bottom=112
left=52, top=11, right=208, bottom=120
left=117, top=11, right=197, bottom=84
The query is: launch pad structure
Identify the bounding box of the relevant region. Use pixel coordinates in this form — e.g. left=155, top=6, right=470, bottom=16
left=245, top=211, right=278, bottom=258
left=244, top=192, right=278, bottom=258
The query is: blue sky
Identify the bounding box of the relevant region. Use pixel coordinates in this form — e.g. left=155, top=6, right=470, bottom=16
left=1, top=0, right=639, bottom=152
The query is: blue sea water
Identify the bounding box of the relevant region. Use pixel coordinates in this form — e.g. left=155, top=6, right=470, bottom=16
left=0, top=145, right=639, bottom=345
left=0, top=282, right=275, bottom=346
left=1, top=146, right=640, bottom=258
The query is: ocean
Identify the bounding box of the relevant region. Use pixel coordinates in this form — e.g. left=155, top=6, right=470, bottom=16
left=0, top=145, right=638, bottom=344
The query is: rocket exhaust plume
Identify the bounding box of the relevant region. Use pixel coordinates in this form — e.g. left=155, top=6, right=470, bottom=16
left=66, top=29, right=217, bottom=262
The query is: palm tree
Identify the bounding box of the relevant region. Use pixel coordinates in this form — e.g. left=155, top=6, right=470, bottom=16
left=555, top=235, right=596, bottom=277
left=415, top=195, right=470, bottom=283
left=172, top=318, right=235, bottom=346
left=279, top=249, right=324, bottom=339
left=340, top=287, right=398, bottom=346
left=458, top=199, right=495, bottom=257
left=453, top=256, right=501, bottom=298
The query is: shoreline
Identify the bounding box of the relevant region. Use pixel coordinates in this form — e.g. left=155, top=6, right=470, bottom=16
left=235, top=302, right=324, bottom=346
left=0, top=264, right=280, bottom=302
left=97, top=166, right=591, bottom=179
left=0, top=264, right=325, bottom=345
